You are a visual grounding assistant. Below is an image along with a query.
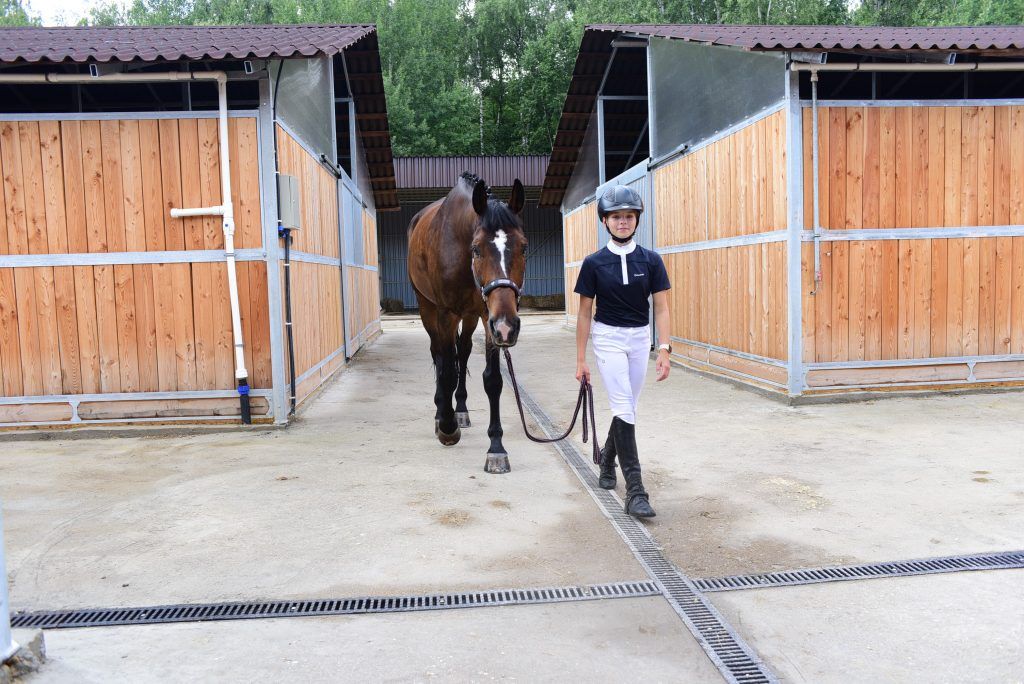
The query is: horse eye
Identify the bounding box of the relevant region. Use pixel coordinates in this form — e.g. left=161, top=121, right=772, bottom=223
left=471, top=245, right=481, bottom=258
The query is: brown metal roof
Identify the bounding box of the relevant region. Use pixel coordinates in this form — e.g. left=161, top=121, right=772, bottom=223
left=540, top=24, right=1024, bottom=207
left=0, top=24, right=375, bottom=64
left=589, top=24, right=1024, bottom=52
left=395, top=156, right=549, bottom=189
left=342, top=29, right=398, bottom=211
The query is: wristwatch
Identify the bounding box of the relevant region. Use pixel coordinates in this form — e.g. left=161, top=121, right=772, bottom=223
left=658, top=343, right=672, bottom=354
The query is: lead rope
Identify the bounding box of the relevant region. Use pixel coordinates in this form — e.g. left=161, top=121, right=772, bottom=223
left=502, top=349, right=601, bottom=465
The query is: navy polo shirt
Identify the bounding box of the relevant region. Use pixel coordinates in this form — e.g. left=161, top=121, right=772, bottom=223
left=574, top=243, right=671, bottom=327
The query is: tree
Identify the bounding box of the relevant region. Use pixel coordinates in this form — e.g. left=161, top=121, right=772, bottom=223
left=1, top=0, right=40, bottom=25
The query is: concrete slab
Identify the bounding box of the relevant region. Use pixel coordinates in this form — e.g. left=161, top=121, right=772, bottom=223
left=1, top=320, right=645, bottom=612
left=513, top=316, right=1024, bottom=577
left=27, top=597, right=723, bottom=683
left=708, top=569, right=1024, bottom=683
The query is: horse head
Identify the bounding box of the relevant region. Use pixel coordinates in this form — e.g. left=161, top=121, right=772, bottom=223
left=470, top=178, right=526, bottom=347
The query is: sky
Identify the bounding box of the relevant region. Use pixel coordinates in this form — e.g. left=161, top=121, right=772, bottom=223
left=26, top=0, right=110, bottom=25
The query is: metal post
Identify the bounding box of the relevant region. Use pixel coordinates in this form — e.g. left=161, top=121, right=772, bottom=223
left=0, top=507, right=17, bottom=662
left=647, top=40, right=657, bottom=158
left=785, top=67, right=806, bottom=397
left=257, top=77, right=289, bottom=424
left=597, top=97, right=607, bottom=184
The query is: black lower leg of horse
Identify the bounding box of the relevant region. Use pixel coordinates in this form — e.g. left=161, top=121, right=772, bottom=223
left=482, top=342, right=510, bottom=473
left=454, top=318, right=475, bottom=428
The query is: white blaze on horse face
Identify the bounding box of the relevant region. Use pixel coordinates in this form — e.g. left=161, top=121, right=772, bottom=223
left=492, top=229, right=508, bottom=277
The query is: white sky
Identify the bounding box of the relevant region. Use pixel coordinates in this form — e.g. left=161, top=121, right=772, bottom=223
left=26, top=0, right=117, bottom=25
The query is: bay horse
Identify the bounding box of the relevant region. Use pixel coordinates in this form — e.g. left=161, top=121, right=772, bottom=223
left=407, top=173, right=527, bottom=474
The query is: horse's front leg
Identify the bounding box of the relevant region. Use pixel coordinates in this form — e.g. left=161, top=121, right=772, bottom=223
left=482, top=340, right=510, bottom=473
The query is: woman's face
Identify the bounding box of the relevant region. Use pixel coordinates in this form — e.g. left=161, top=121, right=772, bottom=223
left=603, top=210, right=638, bottom=240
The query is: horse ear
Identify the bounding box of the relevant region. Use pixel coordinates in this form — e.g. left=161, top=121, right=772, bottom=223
left=508, top=179, right=525, bottom=215
left=472, top=180, right=489, bottom=216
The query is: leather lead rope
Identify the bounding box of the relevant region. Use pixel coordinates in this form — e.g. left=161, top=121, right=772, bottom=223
left=502, top=349, right=601, bottom=465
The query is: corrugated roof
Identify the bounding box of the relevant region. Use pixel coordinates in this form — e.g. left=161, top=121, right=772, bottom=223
left=0, top=24, right=375, bottom=63
left=395, top=156, right=549, bottom=189
left=589, top=24, right=1024, bottom=52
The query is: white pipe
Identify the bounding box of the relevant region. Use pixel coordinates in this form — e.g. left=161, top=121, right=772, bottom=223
left=169, top=206, right=225, bottom=218
left=791, top=61, right=1024, bottom=73
left=0, top=69, right=250, bottom=386
left=214, top=77, right=249, bottom=382
left=810, top=71, right=822, bottom=291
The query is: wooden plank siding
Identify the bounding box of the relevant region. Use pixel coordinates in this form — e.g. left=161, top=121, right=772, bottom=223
left=650, top=109, right=788, bottom=386
left=654, top=110, right=787, bottom=247
left=801, top=104, right=1024, bottom=369
left=0, top=116, right=271, bottom=419
left=562, top=201, right=597, bottom=323
left=274, top=124, right=374, bottom=407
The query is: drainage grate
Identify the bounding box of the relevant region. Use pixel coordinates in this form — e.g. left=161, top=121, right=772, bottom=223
left=11, top=580, right=660, bottom=630
left=505, top=367, right=777, bottom=684
left=694, top=550, right=1024, bottom=593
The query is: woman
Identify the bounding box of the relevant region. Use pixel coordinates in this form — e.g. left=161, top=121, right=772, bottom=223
left=574, top=185, right=672, bottom=519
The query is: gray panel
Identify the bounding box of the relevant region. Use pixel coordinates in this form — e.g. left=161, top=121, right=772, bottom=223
left=650, top=37, right=785, bottom=160
left=272, top=57, right=334, bottom=163
left=278, top=174, right=301, bottom=230
left=562, top=108, right=601, bottom=212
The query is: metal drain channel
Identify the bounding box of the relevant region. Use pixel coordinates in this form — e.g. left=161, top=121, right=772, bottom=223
left=694, top=550, right=1024, bottom=592
left=11, top=580, right=660, bottom=630
left=505, top=367, right=777, bottom=684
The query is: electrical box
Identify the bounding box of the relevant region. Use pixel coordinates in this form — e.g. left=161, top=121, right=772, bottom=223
left=278, top=174, right=301, bottom=230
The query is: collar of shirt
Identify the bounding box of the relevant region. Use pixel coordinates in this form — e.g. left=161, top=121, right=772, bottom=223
left=606, top=239, right=637, bottom=256
left=606, top=239, right=636, bottom=284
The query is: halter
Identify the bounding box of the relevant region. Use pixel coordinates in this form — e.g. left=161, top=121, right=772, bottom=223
left=479, top=277, right=522, bottom=306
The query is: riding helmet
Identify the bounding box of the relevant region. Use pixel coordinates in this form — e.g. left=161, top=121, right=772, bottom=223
left=597, top=185, right=644, bottom=219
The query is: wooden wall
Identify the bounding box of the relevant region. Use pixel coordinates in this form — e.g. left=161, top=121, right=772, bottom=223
left=562, top=201, right=597, bottom=320
left=653, top=110, right=789, bottom=388
left=801, top=106, right=1024, bottom=388
left=655, top=111, right=788, bottom=244
left=275, top=125, right=346, bottom=405
left=0, top=116, right=271, bottom=423
left=346, top=207, right=381, bottom=353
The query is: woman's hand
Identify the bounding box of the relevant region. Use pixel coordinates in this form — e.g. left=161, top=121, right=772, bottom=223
left=576, top=360, right=591, bottom=384
left=656, top=351, right=670, bottom=381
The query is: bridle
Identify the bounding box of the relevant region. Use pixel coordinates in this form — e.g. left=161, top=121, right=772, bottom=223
left=471, top=249, right=522, bottom=308
left=479, top=277, right=522, bottom=307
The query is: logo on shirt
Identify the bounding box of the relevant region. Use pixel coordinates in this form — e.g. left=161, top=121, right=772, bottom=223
left=633, top=272, right=645, bottom=277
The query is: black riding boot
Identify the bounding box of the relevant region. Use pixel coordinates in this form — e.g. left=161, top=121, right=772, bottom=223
left=598, top=426, right=617, bottom=489
left=610, top=417, right=656, bottom=518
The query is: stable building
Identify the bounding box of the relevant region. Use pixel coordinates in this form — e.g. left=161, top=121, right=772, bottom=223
left=0, top=25, right=397, bottom=427
left=544, top=24, right=1024, bottom=399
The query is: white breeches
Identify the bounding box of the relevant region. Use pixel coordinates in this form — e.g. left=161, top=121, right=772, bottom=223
left=591, top=321, right=650, bottom=425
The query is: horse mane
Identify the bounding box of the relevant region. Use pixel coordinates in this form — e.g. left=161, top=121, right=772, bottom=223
left=459, top=171, right=521, bottom=234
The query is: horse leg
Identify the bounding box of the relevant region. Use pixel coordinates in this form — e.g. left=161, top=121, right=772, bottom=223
left=434, top=309, right=461, bottom=446
left=454, top=315, right=477, bottom=429
left=482, top=335, right=510, bottom=474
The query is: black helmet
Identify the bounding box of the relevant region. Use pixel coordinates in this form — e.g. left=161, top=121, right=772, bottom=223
left=597, top=185, right=643, bottom=219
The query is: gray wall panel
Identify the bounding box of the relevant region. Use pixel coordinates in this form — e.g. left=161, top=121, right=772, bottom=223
left=378, top=200, right=565, bottom=309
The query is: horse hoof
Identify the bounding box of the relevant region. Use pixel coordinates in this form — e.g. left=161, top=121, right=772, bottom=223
left=437, top=427, right=461, bottom=446
left=455, top=412, right=471, bottom=428
left=484, top=452, right=511, bottom=474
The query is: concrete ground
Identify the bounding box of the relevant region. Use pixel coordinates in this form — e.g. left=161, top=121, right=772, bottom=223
left=0, top=314, right=1021, bottom=682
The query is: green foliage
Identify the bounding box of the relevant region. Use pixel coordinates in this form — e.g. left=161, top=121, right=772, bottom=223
left=75, top=0, right=1014, bottom=155
left=1, top=0, right=40, bottom=25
